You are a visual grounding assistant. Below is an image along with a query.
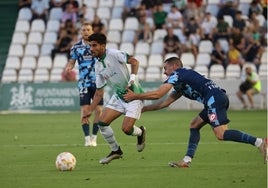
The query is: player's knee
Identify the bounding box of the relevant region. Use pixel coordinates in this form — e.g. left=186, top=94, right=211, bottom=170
left=121, top=126, right=132, bottom=135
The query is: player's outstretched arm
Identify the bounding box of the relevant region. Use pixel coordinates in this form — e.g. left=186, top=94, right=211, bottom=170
left=124, top=83, right=173, bottom=101
left=142, top=91, right=182, bottom=112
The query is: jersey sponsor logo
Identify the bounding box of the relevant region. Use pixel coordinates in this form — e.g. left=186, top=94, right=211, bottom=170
left=209, top=113, right=217, bottom=122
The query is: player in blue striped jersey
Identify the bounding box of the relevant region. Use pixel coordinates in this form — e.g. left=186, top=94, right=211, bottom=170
left=65, top=23, right=103, bottom=147
left=123, top=57, right=267, bottom=167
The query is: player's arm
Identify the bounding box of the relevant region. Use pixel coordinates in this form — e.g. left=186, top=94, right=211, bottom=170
left=65, top=59, right=76, bottom=73
left=127, top=56, right=139, bottom=86
left=124, top=83, right=173, bottom=101
left=82, top=88, right=104, bottom=122
left=143, top=91, right=182, bottom=112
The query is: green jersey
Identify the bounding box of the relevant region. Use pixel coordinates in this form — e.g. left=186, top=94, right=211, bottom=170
left=95, top=49, right=144, bottom=100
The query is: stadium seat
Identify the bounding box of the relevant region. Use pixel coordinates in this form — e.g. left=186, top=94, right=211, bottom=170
left=218, top=39, right=229, bottom=53
left=18, top=7, right=32, bottom=21
left=96, top=7, right=111, bottom=20
left=43, top=31, right=57, bottom=44
left=205, top=4, right=219, bottom=17
left=256, top=14, right=266, bottom=27
left=50, top=68, right=64, bottom=82
left=153, top=29, right=167, bottom=42
left=106, top=42, right=118, bottom=49
left=180, top=52, right=196, bottom=68
left=238, top=3, right=250, bottom=16
left=137, top=68, right=145, bottom=81
left=99, top=0, right=114, bottom=7
left=40, top=44, right=54, bottom=56
left=198, top=40, right=213, bottom=53
left=259, top=64, right=268, bottom=78
left=53, top=54, right=68, bottom=69
left=135, top=54, right=148, bottom=69
left=225, top=64, right=241, bottom=79
left=114, top=0, right=124, bottom=7
left=1, top=69, right=18, bottom=83
left=27, top=32, right=43, bottom=45
left=148, top=54, right=163, bottom=68
left=223, top=15, right=233, bottom=27
left=164, top=53, right=179, bottom=61
left=150, top=41, right=164, bottom=54
left=34, top=68, right=50, bottom=82
left=111, top=6, right=123, bottom=18
left=17, top=68, right=34, bottom=82
left=31, top=19, right=46, bottom=33
left=49, top=7, right=63, bottom=20
left=209, top=64, right=225, bottom=79
left=83, top=0, right=98, bottom=8
left=5, top=56, right=21, bottom=70
left=109, top=18, right=124, bottom=31
left=21, top=56, right=37, bottom=70
left=119, top=42, right=134, bottom=55
left=145, top=66, right=162, bottom=81
left=11, top=32, right=27, bottom=45
left=194, top=65, right=209, bottom=78
left=134, top=41, right=150, bottom=56
left=8, top=44, right=24, bottom=58
left=196, top=53, right=211, bottom=66
left=260, top=51, right=267, bottom=64
left=121, top=30, right=135, bottom=43
left=46, top=20, right=60, bottom=32
left=24, top=44, right=40, bottom=57
left=37, top=56, right=53, bottom=70
left=107, top=30, right=121, bottom=44
left=15, top=20, right=30, bottom=33
left=124, top=17, right=139, bottom=31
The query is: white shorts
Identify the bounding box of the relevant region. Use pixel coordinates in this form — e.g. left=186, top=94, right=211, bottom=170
left=105, top=94, right=144, bottom=119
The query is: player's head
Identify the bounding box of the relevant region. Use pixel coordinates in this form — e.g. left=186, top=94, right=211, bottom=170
left=81, top=22, right=93, bottom=41
left=88, top=33, right=107, bottom=57
left=245, top=66, right=253, bottom=76
left=163, top=57, right=183, bottom=76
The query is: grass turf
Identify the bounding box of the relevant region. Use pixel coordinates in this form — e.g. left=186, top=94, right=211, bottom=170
left=0, top=110, right=267, bottom=188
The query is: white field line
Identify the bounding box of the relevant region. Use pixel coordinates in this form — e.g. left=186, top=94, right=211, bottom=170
left=1, top=142, right=233, bottom=148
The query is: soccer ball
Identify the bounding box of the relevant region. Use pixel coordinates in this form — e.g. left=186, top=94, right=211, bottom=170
left=55, top=152, right=76, bottom=171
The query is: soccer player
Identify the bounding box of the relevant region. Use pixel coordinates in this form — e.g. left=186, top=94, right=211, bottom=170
left=65, top=22, right=103, bottom=147
left=83, top=33, right=146, bottom=164
left=123, top=57, right=267, bottom=167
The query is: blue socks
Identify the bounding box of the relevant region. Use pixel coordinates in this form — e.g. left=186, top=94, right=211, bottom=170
left=92, top=123, right=99, bottom=135
left=82, top=123, right=99, bottom=136
left=82, top=124, right=89, bottom=136
left=186, top=128, right=200, bottom=158
left=223, top=129, right=256, bottom=145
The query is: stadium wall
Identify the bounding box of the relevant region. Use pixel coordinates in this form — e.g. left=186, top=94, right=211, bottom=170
left=0, top=79, right=266, bottom=113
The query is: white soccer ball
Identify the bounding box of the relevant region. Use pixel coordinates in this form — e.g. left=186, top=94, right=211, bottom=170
left=55, top=152, right=76, bottom=171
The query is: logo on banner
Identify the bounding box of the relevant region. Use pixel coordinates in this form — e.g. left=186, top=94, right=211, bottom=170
left=9, top=84, right=34, bottom=110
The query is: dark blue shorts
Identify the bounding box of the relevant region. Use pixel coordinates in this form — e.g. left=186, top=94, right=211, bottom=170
left=199, top=90, right=230, bottom=128
left=80, top=87, right=103, bottom=106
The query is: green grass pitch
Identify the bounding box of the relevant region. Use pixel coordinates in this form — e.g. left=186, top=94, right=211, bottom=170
left=0, top=110, right=267, bottom=188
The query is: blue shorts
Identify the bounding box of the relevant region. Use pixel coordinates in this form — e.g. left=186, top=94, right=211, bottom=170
left=199, top=90, right=230, bottom=128
left=79, top=87, right=103, bottom=106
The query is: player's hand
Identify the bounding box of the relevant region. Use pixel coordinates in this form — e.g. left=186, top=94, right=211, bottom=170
left=123, top=88, right=135, bottom=102
left=81, top=111, right=93, bottom=123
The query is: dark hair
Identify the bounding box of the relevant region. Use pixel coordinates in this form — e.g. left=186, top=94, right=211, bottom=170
left=88, top=33, right=107, bottom=45
left=164, top=57, right=183, bottom=67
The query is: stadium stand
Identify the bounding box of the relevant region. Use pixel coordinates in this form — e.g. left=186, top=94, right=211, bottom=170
left=1, top=0, right=267, bottom=85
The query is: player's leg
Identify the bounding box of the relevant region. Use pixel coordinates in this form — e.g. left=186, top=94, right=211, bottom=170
left=81, top=104, right=91, bottom=146
left=89, top=87, right=103, bottom=146
left=210, top=93, right=267, bottom=162
left=169, top=113, right=207, bottom=168
left=98, top=106, right=124, bottom=164
left=123, top=99, right=146, bottom=152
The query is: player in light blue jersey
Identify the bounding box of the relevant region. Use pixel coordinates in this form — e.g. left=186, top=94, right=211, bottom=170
left=65, top=23, right=103, bottom=147
left=83, top=33, right=146, bottom=164
left=124, top=57, right=267, bottom=167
